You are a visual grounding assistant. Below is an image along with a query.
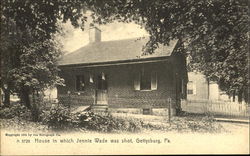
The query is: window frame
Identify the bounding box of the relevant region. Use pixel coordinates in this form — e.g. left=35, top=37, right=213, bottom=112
left=134, top=68, right=157, bottom=91
left=187, top=80, right=196, bottom=95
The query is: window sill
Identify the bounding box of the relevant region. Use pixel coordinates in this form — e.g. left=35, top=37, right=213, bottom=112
left=135, top=89, right=157, bottom=92
left=74, top=91, right=85, bottom=95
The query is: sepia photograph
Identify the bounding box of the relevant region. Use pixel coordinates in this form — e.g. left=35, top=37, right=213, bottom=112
left=0, top=0, right=249, bottom=155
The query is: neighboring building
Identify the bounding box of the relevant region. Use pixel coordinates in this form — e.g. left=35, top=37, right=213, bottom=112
left=57, top=27, right=188, bottom=115
left=44, top=88, right=58, bottom=100
left=187, top=72, right=208, bottom=100
left=187, top=72, right=230, bottom=101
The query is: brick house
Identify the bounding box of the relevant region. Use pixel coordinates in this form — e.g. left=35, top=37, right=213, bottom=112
left=57, top=27, right=188, bottom=115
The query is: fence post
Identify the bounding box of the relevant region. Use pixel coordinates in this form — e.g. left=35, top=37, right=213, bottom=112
left=168, top=98, right=171, bottom=123
left=67, top=91, right=71, bottom=110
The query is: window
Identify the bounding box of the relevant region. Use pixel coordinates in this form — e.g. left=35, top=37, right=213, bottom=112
left=76, top=75, right=85, bottom=91
left=142, top=108, right=151, bottom=115
left=141, top=69, right=151, bottom=90
left=134, top=68, right=157, bottom=91
left=187, top=81, right=196, bottom=95
left=187, top=89, right=193, bottom=94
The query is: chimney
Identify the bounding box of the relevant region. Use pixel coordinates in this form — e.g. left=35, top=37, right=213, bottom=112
left=89, top=26, right=101, bottom=43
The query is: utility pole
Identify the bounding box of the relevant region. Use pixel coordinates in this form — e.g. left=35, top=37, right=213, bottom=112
left=248, top=4, right=250, bottom=105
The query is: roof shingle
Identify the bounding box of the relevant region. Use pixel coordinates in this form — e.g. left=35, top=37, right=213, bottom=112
left=58, top=38, right=178, bottom=66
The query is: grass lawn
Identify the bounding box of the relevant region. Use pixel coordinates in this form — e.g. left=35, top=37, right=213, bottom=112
left=1, top=112, right=249, bottom=154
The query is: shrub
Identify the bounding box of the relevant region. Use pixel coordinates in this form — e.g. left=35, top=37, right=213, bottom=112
left=0, top=107, right=14, bottom=119
left=119, top=117, right=143, bottom=132
left=72, top=111, right=117, bottom=132
left=70, top=111, right=144, bottom=133
left=0, top=103, right=32, bottom=120
left=43, top=105, right=72, bottom=130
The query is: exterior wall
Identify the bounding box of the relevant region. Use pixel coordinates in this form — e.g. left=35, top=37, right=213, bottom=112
left=220, top=92, right=231, bottom=102
left=107, top=62, right=175, bottom=109
left=187, top=72, right=230, bottom=101
left=58, top=61, right=178, bottom=112
left=109, top=108, right=176, bottom=116
left=209, top=82, right=219, bottom=100
left=187, top=72, right=209, bottom=100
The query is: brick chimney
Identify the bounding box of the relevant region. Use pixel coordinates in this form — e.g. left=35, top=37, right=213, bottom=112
left=89, top=26, right=101, bottom=43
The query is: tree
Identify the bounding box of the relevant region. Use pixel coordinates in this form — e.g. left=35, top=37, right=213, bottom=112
left=1, top=0, right=248, bottom=107
left=85, top=0, right=249, bottom=103
left=1, top=0, right=88, bottom=107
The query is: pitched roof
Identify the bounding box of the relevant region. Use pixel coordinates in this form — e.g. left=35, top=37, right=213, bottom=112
left=58, top=38, right=178, bottom=66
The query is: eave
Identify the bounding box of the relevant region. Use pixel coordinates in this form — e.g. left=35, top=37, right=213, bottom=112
left=58, top=55, right=172, bottom=68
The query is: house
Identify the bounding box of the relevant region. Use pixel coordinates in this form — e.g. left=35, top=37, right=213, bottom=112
left=187, top=72, right=230, bottom=101
left=57, top=27, right=188, bottom=116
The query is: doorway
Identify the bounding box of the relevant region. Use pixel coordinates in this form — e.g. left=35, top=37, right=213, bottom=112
left=96, top=73, right=108, bottom=105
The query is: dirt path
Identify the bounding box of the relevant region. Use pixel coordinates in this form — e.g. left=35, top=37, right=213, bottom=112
left=218, top=121, right=249, bottom=134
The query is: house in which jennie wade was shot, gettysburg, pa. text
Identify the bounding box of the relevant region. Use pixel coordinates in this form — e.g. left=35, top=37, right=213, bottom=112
left=57, top=27, right=188, bottom=116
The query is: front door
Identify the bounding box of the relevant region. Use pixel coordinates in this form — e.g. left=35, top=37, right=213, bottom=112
left=96, top=73, right=108, bottom=105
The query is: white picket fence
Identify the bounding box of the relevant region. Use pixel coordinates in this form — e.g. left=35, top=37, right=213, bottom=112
left=181, top=99, right=250, bottom=117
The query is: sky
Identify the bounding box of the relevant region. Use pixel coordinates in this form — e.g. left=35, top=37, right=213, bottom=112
left=61, top=21, right=149, bottom=53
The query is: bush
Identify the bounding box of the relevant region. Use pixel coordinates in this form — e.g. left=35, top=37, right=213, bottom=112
left=63, top=111, right=145, bottom=133
left=43, top=109, right=222, bottom=133
left=30, top=96, right=54, bottom=122
left=0, top=103, right=32, bottom=120
left=72, top=112, right=118, bottom=132
left=117, top=117, right=143, bottom=132
left=42, top=105, right=72, bottom=130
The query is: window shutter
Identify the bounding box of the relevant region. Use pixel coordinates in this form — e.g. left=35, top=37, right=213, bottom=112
left=89, top=74, right=94, bottom=83
left=193, top=82, right=196, bottom=95
left=134, top=72, right=140, bottom=90
left=151, top=71, right=157, bottom=90
left=181, top=79, right=185, bottom=94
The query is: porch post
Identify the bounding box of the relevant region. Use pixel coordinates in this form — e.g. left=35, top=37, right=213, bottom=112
left=93, top=88, right=97, bottom=105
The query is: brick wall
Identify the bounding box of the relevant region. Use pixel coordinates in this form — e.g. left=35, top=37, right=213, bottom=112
left=58, top=60, right=180, bottom=110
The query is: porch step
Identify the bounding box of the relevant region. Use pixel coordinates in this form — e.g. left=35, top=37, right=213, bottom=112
left=91, top=105, right=108, bottom=113
left=71, top=106, right=91, bottom=113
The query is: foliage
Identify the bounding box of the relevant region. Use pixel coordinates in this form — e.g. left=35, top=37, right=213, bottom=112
left=86, top=0, right=249, bottom=100
left=10, top=39, right=64, bottom=92
left=42, top=105, right=71, bottom=130
left=1, top=0, right=83, bottom=106
left=0, top=98, right=53, bottom=122
left=0, top=113, right=225, bottom=133
left=71, top=111, right=143, bottom=133
left=43, top=109, right=223, bottom=133
left=42, top=108, right=144, bottom=132
left=0, top=103, right=32, bottom=120
left=1, top=104, right=223, bottom=133
left=1, top=0, right=248, bottom=107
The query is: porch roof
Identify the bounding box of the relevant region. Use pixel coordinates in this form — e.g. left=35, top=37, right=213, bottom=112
left=58, top=38, right=178, bottom=66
